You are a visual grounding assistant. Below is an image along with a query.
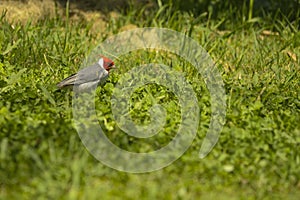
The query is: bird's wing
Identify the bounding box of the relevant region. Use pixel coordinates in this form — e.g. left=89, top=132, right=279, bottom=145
left=57, top=73, right=78, bottom=88
left=57, top=63, right=108, bottom=88
left=75, top=64, right=108, bottom=84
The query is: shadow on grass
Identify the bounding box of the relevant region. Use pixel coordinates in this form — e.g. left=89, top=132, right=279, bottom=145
left=55, top=0, right=299, bottom=23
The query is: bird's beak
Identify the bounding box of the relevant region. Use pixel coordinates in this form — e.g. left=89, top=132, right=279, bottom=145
left=110, top=65, right=117, bottom=70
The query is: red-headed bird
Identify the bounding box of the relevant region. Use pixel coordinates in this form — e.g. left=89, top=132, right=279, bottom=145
left=57, top=56, right=115, bottom=92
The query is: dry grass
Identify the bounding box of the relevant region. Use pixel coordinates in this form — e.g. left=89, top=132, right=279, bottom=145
left=0, top=0, right=58, bottom=23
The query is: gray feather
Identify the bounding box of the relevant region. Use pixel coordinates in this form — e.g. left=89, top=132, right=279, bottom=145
left=57, top=62, right=108, bottom=89
left=57, top=73, right=78, bottom=88
left=75, top=63, right=107, bottom=85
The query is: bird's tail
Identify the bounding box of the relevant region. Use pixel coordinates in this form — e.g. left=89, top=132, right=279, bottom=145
left=57, top=73, right=77, bottom=88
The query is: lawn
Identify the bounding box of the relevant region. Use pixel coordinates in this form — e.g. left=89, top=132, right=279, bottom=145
left=0, top=0, right=300, bottom=199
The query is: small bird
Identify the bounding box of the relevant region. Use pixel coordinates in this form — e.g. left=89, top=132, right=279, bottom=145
left=57, top=56, right=115, bottom=92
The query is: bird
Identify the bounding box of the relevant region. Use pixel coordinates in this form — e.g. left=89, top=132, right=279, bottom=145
left=57, top=56, right=115, bottom=92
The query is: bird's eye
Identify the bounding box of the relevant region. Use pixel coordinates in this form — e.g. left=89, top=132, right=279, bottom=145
left=107, top=62, right=114, bottom=68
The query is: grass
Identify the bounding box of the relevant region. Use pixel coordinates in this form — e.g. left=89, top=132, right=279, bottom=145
left=1, top=0, right=300, bottom=199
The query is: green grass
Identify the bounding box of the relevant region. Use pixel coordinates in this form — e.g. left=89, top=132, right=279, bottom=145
left=1, top=1, right=300, bottom=199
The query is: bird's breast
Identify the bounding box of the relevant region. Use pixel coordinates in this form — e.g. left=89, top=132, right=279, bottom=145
left=75, top=80, right=99, bottom=92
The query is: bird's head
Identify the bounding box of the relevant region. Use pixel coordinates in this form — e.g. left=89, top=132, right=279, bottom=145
left=99, top=56, right=115, bottom=72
